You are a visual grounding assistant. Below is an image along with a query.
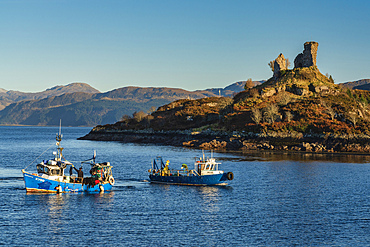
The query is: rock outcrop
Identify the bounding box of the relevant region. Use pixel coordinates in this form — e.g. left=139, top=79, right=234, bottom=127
left=294, top=41, right=319, bottom=68
left=79, top=128, right=370, bottom=153
left=273, top=53, right=287, bottom=78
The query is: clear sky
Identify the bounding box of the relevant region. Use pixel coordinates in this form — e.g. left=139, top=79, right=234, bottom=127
left=1, top=0, right=369, bottom=92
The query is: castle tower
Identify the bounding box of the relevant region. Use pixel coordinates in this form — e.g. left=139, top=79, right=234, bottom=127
left=294, top=41, right=319, bottom=68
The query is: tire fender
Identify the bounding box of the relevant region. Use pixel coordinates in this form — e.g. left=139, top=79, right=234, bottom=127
left=108, top=176, right=115, bottom=186
left=226, top=172, right=234, bottom=180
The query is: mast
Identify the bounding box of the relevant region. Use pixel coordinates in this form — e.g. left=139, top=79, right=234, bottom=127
left=55, top=119, right=63, bottom=161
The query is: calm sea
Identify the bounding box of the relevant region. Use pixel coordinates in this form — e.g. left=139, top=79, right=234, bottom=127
left=0, top=126, right=369, bottom=246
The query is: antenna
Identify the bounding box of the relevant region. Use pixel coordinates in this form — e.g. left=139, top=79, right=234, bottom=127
left=59, top=119, right=61, bottom=136
left=55, top=119, right=63, bottom=161
left=56, top=119, right=62, bottom=143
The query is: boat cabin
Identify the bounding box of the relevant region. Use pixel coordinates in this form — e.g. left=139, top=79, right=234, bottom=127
left=36, top=159, right=73, bottom=180
left=196, top=158, right=223, bottom=176
left=36, top=163, right=62, bottom=176
left=36, top=161, right=65, bottom=181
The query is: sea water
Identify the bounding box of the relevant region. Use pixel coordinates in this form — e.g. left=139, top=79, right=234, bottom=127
left=0, top=126, right=369, bottom=246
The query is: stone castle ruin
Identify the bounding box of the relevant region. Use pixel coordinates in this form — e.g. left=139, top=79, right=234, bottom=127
left=294, top=41, right=319, bottom=68
left=263, top=41, right=337, bottom=97
left=273, top=53, right=287, bottom=78
left=272, top=41, right=319, bottom=78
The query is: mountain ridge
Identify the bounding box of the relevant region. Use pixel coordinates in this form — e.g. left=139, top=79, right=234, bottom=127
left=0, top=82, right=100, bottom=110
left=338, top=79, right=370, bottom=89
left=1, top=78, right=370, bottom=127
left=0, top=81, right=253, bottom=126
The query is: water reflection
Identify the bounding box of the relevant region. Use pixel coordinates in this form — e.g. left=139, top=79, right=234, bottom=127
left=195, top=186, right=220, bottom=213
left=194, top=186, right=231, bottom=214
left=25, top=191, right=115, bottom=209
left=219, top=150, right=370, bottom=163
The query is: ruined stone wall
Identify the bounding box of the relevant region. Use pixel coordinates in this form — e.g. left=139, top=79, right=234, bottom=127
left=294, top=41, right=319, bottom=68
left=273, top=53, right=287, bottom=78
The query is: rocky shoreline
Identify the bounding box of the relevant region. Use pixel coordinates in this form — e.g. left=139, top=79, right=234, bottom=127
left=79, top=129, right=370, bottom=154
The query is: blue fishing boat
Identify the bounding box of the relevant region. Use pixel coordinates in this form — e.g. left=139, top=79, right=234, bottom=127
left=148, top=152, right=233, bottom=186
left=22, top=125, right=114, bottom=193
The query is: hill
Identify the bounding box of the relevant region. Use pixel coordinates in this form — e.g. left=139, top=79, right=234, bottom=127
left=94, top=86, right=217, bottom=100
left=198, top=80, right=264, bottom=97
left=0, top=81, right=248, bottom=126
left=338, top=79, right=370, bottom=89
left=0, top=82, right=100, bottom=110
left=0, top=94, right=170, bottom=126
left=83, top=69, right=370, bottom=151
left=81, top=42, right=370, bottom=153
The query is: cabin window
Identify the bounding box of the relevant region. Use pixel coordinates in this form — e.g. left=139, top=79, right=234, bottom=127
left=37, top=165, right=45, bottom=174
left=51, top=169, right=60, bottom=175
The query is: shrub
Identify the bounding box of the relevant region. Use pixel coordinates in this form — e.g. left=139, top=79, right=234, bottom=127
left=251, top=108, right=262, bottom=124
left=263, top=104, right=279, bottom=123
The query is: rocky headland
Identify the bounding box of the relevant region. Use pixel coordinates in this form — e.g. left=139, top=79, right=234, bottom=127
left=79, top=128, right=370, bottom=153
left=80, top=42, right=370, bottom=153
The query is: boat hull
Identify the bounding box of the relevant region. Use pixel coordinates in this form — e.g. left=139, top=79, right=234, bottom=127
left=23, top=172, right=113, bottom=193
left=149, top=173, right=227, bottom=186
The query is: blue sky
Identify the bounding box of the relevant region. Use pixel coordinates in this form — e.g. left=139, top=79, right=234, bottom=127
left=1, top=0, right=369, bottom=92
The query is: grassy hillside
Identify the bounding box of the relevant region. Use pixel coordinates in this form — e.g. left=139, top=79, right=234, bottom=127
left=100, top=67, right=370, bottom=138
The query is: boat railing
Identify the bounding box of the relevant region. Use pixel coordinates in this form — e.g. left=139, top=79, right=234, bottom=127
left=174, top=169, right=198, bottom=176
left=149, top=167, right=200, bottom=177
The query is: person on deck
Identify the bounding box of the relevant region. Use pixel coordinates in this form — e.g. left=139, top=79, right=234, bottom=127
left=162, top=160, right=170, bottom=176
left=73, top=166, right=84, bottom=183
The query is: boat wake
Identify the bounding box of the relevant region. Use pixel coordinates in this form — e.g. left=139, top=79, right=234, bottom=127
left=0, top=177, right=24, bottom=181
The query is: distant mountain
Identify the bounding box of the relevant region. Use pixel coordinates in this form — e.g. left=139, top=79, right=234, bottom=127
left=95, top=86, right=218, bottom=101
left=354, top=84, right=370, bottom=90
left=3, top=78, right=370, bottom=127
left=0, top=94, right=170, bottom=126
left=338, top=79, right=370, bottom=89
left=0, top=82, right=100, bottom=101
left=200, top=80, right=264, bottom=97
left=0, top=81, right=251, bottom=126
left=0, top=82, right=100, bottom=110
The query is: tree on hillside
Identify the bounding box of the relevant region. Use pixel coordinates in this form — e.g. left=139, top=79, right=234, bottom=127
left=321, top=100, right=336, bottom=121
left=251, top=108, right=262, bottom=124
left=133, top=111, right=147, bottom=122
left=268, top=61, right=274, bottom=72
left=244, top=78, right=254, bottom=90
left=347, top=112, right=358, bottom=128
left=147, top=106, right=157, bottom=115
left=263, top=104, right=279, bottom=123
left=219, top=97, right=234, bottom=115
left=326, top=73, right=335, bottom=83
left=120, top=114, right=131, bottom=122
